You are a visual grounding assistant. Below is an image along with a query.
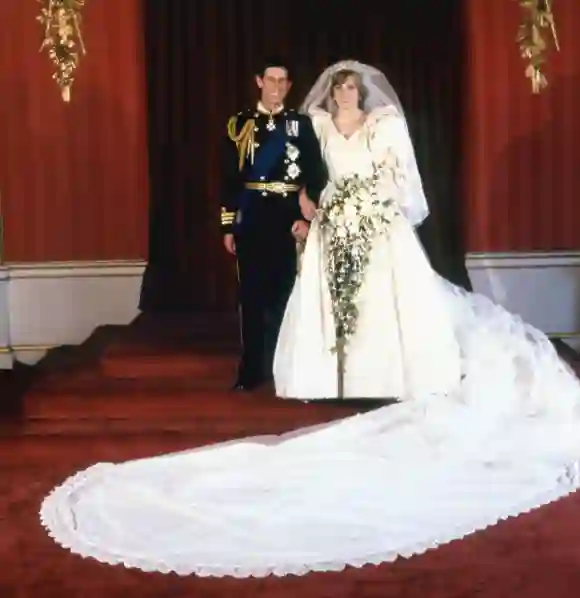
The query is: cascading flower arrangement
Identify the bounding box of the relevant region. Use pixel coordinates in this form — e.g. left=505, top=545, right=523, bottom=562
left=318, top=160, right=401, bottom=396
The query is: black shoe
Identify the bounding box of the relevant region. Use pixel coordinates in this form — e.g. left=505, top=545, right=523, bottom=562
left=231, top=378, right=262, bottom=392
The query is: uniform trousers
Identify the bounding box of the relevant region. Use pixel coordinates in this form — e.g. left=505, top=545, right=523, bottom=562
left=234, top=192, right=302, bottom=385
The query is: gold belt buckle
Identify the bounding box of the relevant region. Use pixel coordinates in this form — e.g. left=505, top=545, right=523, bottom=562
left=267, top=182, right=286, bottom=194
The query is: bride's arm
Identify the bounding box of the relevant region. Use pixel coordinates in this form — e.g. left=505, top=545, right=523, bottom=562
left=372, top=114, right=429, bottom=227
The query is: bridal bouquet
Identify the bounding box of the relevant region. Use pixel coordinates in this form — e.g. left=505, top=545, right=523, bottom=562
left=318, top=162, right=399, bottom=360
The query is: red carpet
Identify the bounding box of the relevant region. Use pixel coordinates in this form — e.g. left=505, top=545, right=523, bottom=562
left=2, top=315, right=580, bottom=597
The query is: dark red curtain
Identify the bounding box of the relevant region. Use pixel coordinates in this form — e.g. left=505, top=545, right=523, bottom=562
left=140, top=0, right=469, bottom=313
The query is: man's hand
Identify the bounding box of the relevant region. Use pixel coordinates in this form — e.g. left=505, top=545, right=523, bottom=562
left=299, top=189, right=317, bottom=221
left=223, top=233, right=236, bottom=255
left=291, top=220, right=309, bottom=242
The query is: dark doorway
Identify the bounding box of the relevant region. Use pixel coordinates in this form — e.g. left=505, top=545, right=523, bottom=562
left=139, top=0, right=470, bottom=314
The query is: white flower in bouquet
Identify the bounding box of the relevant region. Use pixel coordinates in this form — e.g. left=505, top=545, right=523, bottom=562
left=360, top=199, right=375, bottom=218
left=347, top=214, right=361, bottom=232
left=332, top=213, right=346, bottom=228
left=343, top=203, right=358, bottom=221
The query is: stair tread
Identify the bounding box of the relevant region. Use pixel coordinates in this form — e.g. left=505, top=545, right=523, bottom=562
left=102, top=345, right=238, bottom=358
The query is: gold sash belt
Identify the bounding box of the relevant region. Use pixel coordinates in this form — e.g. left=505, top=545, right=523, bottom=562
left=245, top=182, right=300, bottom=194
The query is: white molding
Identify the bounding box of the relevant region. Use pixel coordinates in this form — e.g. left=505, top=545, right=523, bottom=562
left=0, top=260, right=145, bottom=368
left=1, top=252, right=578, bottom=370
left=6, top=259, right=146, bottom=279
left=466, top=250, right=580, bottom=345
left=0, top=266, right=11, bottom=368
left=466, top=250, right=580, bottom=270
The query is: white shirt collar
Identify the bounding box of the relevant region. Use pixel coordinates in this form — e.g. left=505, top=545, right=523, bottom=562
left=257, top=102, right=284, bottom=115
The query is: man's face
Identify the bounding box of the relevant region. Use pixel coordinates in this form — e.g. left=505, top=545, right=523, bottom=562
left=256, top=67, right=291, bottom=108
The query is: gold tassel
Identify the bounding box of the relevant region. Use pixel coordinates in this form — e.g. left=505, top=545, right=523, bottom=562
left=37, top=0, right=87, bottom=103
left=227, top=117, right=256, bottom=171
left=516, top=0, right=559, bottom=93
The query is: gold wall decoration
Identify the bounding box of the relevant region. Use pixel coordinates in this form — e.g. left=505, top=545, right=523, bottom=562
left=38, top=0, right=87, bottom=103
left=517, top=0, right=560, bottom=93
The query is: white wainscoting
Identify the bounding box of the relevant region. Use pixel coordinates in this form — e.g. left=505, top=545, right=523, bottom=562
left=0, top=253, right=578, bottom=369
left=0, top=267, right=11, bottom=369
left=466, top=251, right=580, bottom=351
left=0, top=260, right=145, bottom=368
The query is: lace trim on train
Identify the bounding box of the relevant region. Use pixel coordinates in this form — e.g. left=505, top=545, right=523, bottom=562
left=40, top=461, right=580, bottom=578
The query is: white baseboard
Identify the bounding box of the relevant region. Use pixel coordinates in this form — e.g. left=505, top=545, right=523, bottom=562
left=0, top=260, right=145, bottom=368
left=466, top=251, right=580, bottom=351
left=0, top=252, right=577, bottom=370
left=0, top=267, right=11, bottom=369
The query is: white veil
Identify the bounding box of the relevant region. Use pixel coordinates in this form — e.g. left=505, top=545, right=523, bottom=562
left=300, top=60, right=429, bottom=227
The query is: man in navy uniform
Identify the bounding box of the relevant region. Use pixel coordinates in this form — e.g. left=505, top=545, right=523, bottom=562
left=221, top=59, right=326, bottom=391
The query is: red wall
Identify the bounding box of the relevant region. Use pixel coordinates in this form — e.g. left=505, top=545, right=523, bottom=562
left=0, top=0, right=149, bottom=262
left=2, top=1, right=579, bottom=262
left=463, top=0, right=580, bottom=251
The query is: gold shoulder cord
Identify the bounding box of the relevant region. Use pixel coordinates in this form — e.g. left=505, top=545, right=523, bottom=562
left=227, top=116, right=256, bottom=171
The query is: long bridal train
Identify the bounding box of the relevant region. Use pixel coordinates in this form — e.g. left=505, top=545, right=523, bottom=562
left=39, top=278, right=580, bottom=578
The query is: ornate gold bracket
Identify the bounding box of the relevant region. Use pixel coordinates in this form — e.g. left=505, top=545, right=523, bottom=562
left=37, top=0, right=87, bottom=103
left=517, top=0, right=560, bottom=93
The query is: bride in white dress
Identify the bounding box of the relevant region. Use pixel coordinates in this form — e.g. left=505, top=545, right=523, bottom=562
left=40, top=61, right=580, bottom=579
left=274, top=61, right=460, bottom=399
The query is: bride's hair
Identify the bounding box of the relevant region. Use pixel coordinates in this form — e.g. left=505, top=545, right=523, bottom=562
left=327, top=69, right=368, bottom=112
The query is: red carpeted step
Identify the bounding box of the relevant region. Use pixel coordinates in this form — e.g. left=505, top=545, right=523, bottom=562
left=18, top=387, right=359, bottom=445
left=100, top=342, right=239, bottom=380
left=0, top=431, right=261, bottom=465
left=119, top=312, right=240, bottom=342
left=3, top=413, right=339, bottom=442
left=67, top=312, right=245, bottom=380
left=30, top=366, right=105, bottom=391
left=23, top=384, right=357, bottom=420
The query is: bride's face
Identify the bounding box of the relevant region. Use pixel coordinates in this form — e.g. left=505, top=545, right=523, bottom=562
left=332, top=76, right=360, bottom=111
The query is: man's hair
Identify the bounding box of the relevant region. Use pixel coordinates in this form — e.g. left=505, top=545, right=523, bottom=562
left=255, top=57, right=293, bottom=80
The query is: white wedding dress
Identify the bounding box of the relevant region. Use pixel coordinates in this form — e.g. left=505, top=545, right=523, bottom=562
left=40, top=68, right=580, bottom=578
left=274, top=107, right=461, bottom=399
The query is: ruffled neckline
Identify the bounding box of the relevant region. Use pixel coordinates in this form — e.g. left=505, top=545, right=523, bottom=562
left=308, top=105, right=400, bottom=125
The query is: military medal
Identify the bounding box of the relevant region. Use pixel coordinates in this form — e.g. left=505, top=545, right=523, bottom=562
left=286, top=119, right=299, bottom=137
left=266, top=112, right=276, bottom=131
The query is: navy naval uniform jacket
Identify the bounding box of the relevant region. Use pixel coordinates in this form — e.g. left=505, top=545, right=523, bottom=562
left=220, top=105, right=327, bottom=385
